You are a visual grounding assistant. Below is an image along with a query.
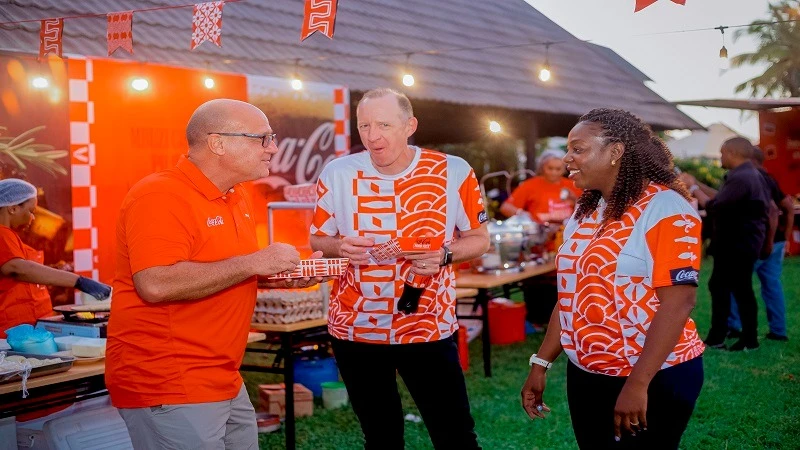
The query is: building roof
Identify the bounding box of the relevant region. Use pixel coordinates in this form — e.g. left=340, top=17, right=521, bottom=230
left=673, top=98, right=800, bottom=111
left=0, top=0, right=701, bottom=130
left=666, top=123, right=741, bottom=160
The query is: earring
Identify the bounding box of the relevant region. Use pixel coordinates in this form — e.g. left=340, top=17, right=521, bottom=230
left=611, top=160, right=616, bottom=166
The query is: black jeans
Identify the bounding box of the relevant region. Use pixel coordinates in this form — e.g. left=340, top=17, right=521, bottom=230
left=708, top=253, right=759, bottom=343
left=330, top=336, right=480, bottom=450
left=567, top=357, right=703, bottom=450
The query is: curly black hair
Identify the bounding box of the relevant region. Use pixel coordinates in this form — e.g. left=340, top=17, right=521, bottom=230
left=573, top=108, right=690, bottom=224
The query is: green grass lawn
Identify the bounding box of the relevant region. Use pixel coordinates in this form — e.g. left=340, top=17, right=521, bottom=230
left=247, top=257, right=800, bottom=449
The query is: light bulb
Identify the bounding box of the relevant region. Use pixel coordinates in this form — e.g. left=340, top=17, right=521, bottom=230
left=291, top=78, right=303, bottom=90
left=204, top=77, right=215, bottom=89
left=538, top=67, right=552, bottom=82
left=402, top=73, right=415, bottom=87
left=131, top=78, right=149, bottom=91
left=489, top=121, right=502, bottom=133
left=31, top=77, right=49, bottom=89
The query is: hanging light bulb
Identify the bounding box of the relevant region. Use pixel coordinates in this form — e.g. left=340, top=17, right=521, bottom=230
left=538, top=43, right=553, bottom=82
left=401, top=53, right=415, bottom=87
left=716, top=26, right=729, bottom=72
left=290, top=59, right=303, bottom=90
left=489, top=120, right=502, bottom=133
left=131, top=77, right=149, bottom=91
left=204, top=77, right=215, bottom=89
left=31, top=76, right=49, bottom=89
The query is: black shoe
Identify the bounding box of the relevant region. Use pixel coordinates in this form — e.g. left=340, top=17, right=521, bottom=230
left=728, top=339, right=760, bottom=351
left=766, top=332, right=789, bottom=342
left=726, top=329, right=742, bottom=339
left=703, top=337, right=726, bottom=349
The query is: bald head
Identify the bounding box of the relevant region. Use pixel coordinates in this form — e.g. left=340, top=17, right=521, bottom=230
left=186, top=99, right=266, bottom=151
left=721, top=136, right=754, bottom=159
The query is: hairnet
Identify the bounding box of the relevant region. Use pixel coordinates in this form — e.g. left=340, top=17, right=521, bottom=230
left=536, top=149, right=566, bottom=172
left=0, top=179, right=38, bottom=208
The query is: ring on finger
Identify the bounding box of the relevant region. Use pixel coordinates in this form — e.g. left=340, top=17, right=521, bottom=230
left=421, top=262, right=426, bottom=268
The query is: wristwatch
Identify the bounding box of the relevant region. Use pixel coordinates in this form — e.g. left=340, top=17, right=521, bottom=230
left=528, top=354, right=552, bottom=370
left=439, top=245, right=453, bottom=266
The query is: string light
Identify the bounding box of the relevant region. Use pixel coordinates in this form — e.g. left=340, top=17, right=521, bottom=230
left=716, top=26, right=729, bottom=71
left=31, top=76, right=49, bottom=89
left=489, top=120, right=502, bottom=133
left=203, top=77, right=215, bottom=88
left=402, top=53, right=415, bottom=87
left=290, top=58, right=303, bottom=90
left=538, top=43, right=552, bottom=82
left=130, top=77, right=149, bottom=91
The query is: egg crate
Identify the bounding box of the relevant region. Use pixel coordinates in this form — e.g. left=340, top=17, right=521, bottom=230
left=253, top=289, right=325, bottom=324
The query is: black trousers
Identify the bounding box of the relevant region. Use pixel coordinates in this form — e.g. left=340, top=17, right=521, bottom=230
left=567, top=357, right=703, bottom=450
left=522, top=275, right=558, bottom=325
left=331, top=336, right=480, bottom=450
left=708, top=253, right=759, bottom=343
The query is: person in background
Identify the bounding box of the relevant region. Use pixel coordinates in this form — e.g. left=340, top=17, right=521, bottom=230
left=107, top=99, right=328, bottom=450
left=0, top=178, right=110, bottom=337
left=500, top=149, right=582, bottom=331
left=521, top=109, right=704, bottom=449
left=680, top=137, right=770, bottom=351
left=310, top=88, right=489, bottom=449
left=500, top=149, right=582, bottom=223
left=684, top=146, right=791, bottom=342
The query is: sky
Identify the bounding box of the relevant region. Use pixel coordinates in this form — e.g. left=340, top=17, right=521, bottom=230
left=524, top=0, right=775, bottom=140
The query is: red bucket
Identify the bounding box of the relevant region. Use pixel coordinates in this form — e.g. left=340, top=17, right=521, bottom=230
left=488, top=299, right=526, bottom=345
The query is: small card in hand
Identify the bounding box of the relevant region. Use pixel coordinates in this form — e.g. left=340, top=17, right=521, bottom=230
left=368, top=239, right=403, bottom=262
left=369, top=236, right=444, bottom=263
left=266, top=258, right=349, bottom=280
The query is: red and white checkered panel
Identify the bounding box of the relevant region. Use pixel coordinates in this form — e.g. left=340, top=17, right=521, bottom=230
left=266, top=258, right=348, bottom=279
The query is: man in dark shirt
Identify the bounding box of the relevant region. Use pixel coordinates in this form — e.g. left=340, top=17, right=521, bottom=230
left=729, top=147, right=792, bottom=341
left=681, top=137, right=770, bottom=351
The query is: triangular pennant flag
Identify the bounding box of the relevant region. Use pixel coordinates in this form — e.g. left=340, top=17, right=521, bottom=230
left=300, top=0, right=339, bottom=41
left=107, top=11, right=134, bottom=56
left=635, top=0, right=686, bottom=12
left=191, top=1, right=224, bottom=50
left=39, top=18, right=63, bottom=60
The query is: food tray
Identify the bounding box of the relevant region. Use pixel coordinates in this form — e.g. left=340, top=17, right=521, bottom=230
left=0, top=351, right=75, bottom=384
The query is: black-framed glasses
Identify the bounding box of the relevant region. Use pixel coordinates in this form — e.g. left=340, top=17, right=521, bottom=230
left=208, top=132, right=277, bottom=148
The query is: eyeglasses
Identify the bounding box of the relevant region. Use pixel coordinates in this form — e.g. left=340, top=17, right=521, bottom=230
left=208, top=132, right=277, bottom=148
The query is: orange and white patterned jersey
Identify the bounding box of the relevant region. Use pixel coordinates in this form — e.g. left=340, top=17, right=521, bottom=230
left=557, top=183, right=705, bottom=376
left=311, top=147, right=487, bottom=344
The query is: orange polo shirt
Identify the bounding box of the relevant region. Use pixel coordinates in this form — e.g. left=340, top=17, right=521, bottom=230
left=106, top=156, right=259, bottom=408
left=506, top=177, right=582, bottom=222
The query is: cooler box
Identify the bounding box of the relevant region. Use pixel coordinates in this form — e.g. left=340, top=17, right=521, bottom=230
left=258, top=383, right=314, bottom=418
left=488, top=299, right=526, bottom=345
left=42, top=405, right=132, bottom=450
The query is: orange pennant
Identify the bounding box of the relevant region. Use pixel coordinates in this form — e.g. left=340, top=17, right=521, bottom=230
left=107, top=11, right=133, bottom=56
left=39, top=18, right=63, bottom=60
left=635, top=0, right=686, bottom=12
left=300, top=0, right=338, bottom=41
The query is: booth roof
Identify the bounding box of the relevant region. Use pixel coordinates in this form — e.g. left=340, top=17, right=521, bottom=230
left=0, top=0, right=701, bottom=130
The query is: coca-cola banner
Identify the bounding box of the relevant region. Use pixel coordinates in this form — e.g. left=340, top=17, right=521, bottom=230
left=246, top=75, right=349, bottom=190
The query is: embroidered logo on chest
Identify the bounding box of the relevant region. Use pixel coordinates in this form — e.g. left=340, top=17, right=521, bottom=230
left=207, top=216, right=224, bottom=227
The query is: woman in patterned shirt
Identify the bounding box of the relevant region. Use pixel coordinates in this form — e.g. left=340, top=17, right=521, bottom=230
left=520, top=109, right=705, bottom=449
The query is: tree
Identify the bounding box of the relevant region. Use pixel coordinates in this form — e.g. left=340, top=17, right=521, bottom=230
left=731, top=0, right=800, bottom=97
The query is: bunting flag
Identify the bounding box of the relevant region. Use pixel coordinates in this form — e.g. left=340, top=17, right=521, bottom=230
left=300, top=0, right=338, bottom=41
left=38, top=18, right=63, bottom=60
left=191, top=1, right=224, bottom=50
left=107, top=11, right=134, bottom=56
left=635, top=0, right=686, bottom=12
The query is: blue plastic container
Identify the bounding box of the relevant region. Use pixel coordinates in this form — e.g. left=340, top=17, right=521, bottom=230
left=293, top=357, right=339, bottom=397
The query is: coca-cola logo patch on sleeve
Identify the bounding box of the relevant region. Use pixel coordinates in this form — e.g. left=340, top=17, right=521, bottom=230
left=669, top=267, right=699, bottom=285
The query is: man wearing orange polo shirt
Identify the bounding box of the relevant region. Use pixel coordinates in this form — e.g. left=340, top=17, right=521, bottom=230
left=107, top=99, right=323, bottom=450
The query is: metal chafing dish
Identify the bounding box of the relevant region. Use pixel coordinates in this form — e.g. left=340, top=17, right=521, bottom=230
left=472, top=219, right=528, bottom=274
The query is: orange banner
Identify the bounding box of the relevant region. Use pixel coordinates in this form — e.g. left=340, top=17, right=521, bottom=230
left=300, top=0, right=338, bottom=41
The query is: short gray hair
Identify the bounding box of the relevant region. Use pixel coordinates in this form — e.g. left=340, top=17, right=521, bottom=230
left=357, top=88, right=414, bottom=119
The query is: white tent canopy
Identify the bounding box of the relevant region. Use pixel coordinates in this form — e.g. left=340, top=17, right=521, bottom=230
left=667, top=123, right=742, bottom=160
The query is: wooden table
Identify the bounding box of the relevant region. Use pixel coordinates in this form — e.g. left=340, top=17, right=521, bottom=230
left=244, top=319, right=329, bottom=450
left=455, top=260, right=556, bottom=377
left=0, top=332, right=267, bottom=418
